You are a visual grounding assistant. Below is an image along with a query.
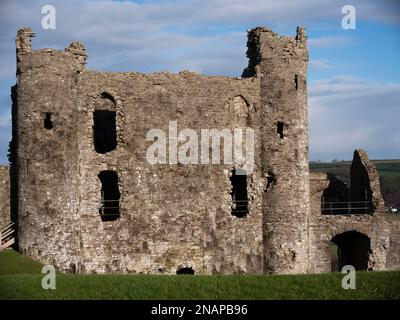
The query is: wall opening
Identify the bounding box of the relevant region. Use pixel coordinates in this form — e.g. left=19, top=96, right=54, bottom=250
left=177, top=267, right=195, bottom=275
left=321, top=174, right=350, bottom=215
left=295, top=75, right=299, bottom=90
left=265, top=171, right=277, bottom=191
left=98, top=170, right=120, bottom=221
left=321, top=173, right=371, bottom=215
left=277, top=122, right=284, bottom=139
left=94, top=92, right=117, bottom=154
left=44, top=113, right=53, bottom=130
left=330, top=231, right=370, bottom=271
left=230, top=169, right=249, bottom=218
left=94, top=110, right=117, bottom=154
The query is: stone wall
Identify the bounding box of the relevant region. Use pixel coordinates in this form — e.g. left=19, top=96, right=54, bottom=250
left=308, top=150, right=392, bottom=273
left=0, top=166, right=10, bottom=227
left=75, top=72, right=264, bottom=274
left=386, top=217, right=400, bottom=270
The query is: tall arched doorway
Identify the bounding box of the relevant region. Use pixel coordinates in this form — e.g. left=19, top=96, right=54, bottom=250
left=330, top=231, right=370, bottom=271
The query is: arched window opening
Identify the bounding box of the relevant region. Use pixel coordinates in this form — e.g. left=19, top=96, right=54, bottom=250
left=93, top=93, right=117, bottom=154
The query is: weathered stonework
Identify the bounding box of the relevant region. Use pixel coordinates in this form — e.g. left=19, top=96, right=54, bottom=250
left=308, top=150, right=396, bottom=272
left=8, top=26, right=400, bottom=274
left=0, top=166, right=10, bottom=226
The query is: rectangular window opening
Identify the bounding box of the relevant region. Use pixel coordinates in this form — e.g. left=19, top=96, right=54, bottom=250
left=230, top=169, right=248, bottom=218
left=295, top=75, right=299, bottom=90
left=94, top=110, right=117, bottom=154
left=98, top=170, right=120, bottom=221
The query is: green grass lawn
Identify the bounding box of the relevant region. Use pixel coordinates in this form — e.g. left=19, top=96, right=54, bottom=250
left=1, top=250, right=399, bottom=300
left=0, top=250, right=43, bottom=275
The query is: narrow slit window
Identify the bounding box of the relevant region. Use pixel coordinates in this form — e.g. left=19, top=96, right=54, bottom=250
left=277, top=121, right=284, bottom=139
left=98, top=170, right=120, bottom=221
left=295, top=74, right=299, bottom=90
left=230, top=169, right=248, bottom=218
left=44, top=112, right=54, bottom=130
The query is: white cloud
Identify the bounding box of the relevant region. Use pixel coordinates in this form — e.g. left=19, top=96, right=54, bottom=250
left=0, top=113, right=11, bottom=127
left=309, top=75, right=400, bottom=160
left=309, top=59, right=332, bottom=70
left=308, top=36, right=353, bottom=48
left=0, top=0, right=397, bottom=78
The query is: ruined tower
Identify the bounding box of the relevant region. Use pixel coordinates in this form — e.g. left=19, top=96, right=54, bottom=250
left=12, top=28, right=85, bottom=271
left=244, top=27, right=310, bottom=273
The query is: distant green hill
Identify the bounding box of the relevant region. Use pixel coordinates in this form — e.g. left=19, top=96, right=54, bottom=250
left=310, top=160, right=400, bottom=209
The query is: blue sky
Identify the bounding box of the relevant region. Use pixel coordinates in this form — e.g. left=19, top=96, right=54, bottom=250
left=0, top=0, right=399, bottom=163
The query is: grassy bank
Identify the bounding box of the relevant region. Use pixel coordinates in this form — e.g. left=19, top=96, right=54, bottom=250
left=1, top=250, right=399, bottom=300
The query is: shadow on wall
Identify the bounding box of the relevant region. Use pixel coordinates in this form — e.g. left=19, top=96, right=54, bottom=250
left=321, top=149, right=382, bottom=215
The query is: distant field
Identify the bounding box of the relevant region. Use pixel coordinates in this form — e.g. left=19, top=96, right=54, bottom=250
left=1, top=250, right=400, bottom=300
left=310, top=159, right=400, bottom=208
left=310, top=159, right=400, bottom=173
left=374, top=161, right=400, bottom=184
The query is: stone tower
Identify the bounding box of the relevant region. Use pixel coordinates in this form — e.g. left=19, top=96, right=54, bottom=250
left=243, top=27, right=310, bottom=274
left=12, top=28, right=85, bottom=271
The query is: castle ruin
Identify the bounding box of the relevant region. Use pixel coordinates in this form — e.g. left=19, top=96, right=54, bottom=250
left=1, top=26, right=399, bottom=274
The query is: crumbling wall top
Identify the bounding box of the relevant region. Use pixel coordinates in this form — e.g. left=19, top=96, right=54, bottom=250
left=65, top=41, right=87, bottom=71
left=351, top=149, right=385, bottom=214
left=16, top=27, right=34, bottom=54
left=242, top=26, right=308, bottom=77
left=16, top=27, right=88, bottom=75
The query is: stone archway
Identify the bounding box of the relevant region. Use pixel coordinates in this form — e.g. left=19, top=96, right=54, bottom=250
left=330, top=231, right=370, bottom=271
